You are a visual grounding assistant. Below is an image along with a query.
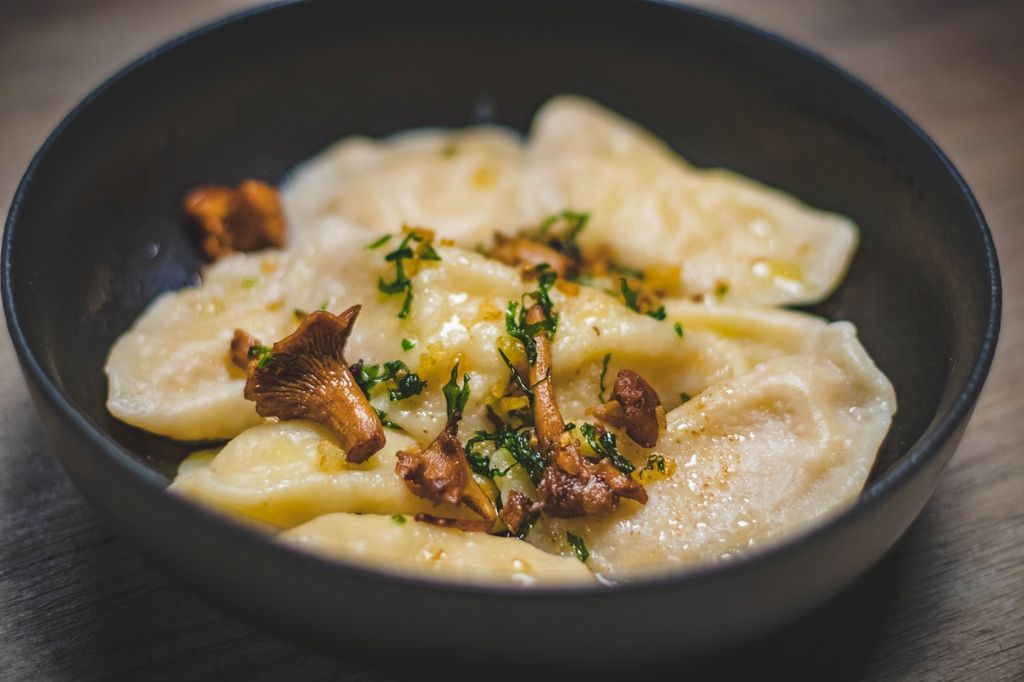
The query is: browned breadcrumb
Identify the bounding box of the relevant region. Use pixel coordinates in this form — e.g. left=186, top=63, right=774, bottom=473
left=242, top=306, right=385, bottom=463
left=184, top=179, right=286, bottom=261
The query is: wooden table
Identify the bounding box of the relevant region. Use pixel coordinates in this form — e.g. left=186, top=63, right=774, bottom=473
left=1, top=1, right=1021, bottom=679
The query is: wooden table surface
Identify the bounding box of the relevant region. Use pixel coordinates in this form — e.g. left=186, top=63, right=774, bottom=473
left=1, top=1, right=1021, bottom=679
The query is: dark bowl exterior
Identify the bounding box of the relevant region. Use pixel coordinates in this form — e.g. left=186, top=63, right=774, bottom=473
left=2, top=0, right=1000, bottom=665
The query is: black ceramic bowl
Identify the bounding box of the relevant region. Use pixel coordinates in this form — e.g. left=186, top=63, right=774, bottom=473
left=2, top=0, right=1000, bottom=667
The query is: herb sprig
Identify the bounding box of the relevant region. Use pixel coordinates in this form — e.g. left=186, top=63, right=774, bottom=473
left=378, top=231, right=441, bottom=319
left=619, top=277, right=666, bottom=320
left=566, top=532, right=589, bottom=562
left=442, top=362, right=471, bottom=421
left=579, top=422, right=635, bottom=474
left=466, top=424, right=547, bottom=484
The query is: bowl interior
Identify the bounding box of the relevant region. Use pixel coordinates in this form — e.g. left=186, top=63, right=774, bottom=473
left=4, top=0, right=995, bottom=504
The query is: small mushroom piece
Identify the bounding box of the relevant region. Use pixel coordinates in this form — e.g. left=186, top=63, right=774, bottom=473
left=395, top=365, right=498, bottom=532
left=489, top=233, right=578, bottom=280
left=243, top=306, right=385, bottom=463
left=184, top=179, right=286, bottom=261
left=230, top=329, right=263, bottom=370
left=523, top=304, right=648, bottom=518
left=499, top=490, right=537, bottom=536
left=589, top=369, right=664, bottom=448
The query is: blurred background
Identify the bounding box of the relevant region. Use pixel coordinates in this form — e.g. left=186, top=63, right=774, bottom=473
left=1, top=1, right=1021, bottom=680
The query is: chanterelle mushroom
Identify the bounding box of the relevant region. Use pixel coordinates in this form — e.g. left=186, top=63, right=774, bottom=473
left=489, top=233, right=578, bottom=280
left=184, top=179, right=286, bottom=261
left=230, top=329, right=263, bottom=370
left=242, top=306, right=385, bottom=463
left=503, top=304, right=647, bottom=533
left=395, top=363, right=497, bottom=532
left=589, top=369, right=665, bottom=448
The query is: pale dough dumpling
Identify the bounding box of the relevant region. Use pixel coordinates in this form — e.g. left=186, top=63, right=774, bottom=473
left=170, top=420, right=483, bottom=529
left=280, top=513, right=594, bottom=586
left=282, top=127, right=524, bottom=242
left=523, top=321, right=895, bottom=578
left=107, top=219, right=834, bottom=444
left=520, top=95, right=858, bottom=305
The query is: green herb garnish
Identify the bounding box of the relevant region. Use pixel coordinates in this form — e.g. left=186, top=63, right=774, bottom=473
left=241, top=276, right=260, bottom=289
left=598, top=353, right=611, bottom=402
left=498, top=349, right=533, bottom=398
left=442, top=362, right=471, bottom=421
left=679, top=392, right=692, bottom=404
left=247, top=344, right=274, bottom=368
left=466, top=424, right=546, bottom=484
left=516, top=510, right=541, bottom=540
left=366, top=234, right=392, bottom=250
left=579, top=423, right=634, bottom=474
left=504, top=268, right=560, bottom=364
left=714, top=282, right=730, bottom=298
left=401, top=338, right=416, bottom=351
left=354, top=360, right=426, bottom=402
left=619, top=277, right=666, bottom=320
left=674, top=322, right=684, bottom=338
left=642, top=454, right=668, bottom=475
left=532, top=210, right=589, bottom=262
left=378, top=231, right=441, bottom=319
left=566, top=532, right=589, bottom=562
left=375, top=408, right=403, bottom=430
left=391, top=513, right=407, bottom=525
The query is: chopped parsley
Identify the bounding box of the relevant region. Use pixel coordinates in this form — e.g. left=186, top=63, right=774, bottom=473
left=375, top=408, right=403, bottom=430
left=293, top=308, right=308, bottom=321
left=378, top=230, right=442, bottom=319
left=566, top=532, right=589, bottom=562
left=353, top=360, right=426, bottom=402
left=466, top=424, right=546, bottom=484
left=515, top=509, right=541, bottom=540
left=674, top=322, right=684, bottom=338
left=579, top=422, right=634, bottom=474
left=531, top=210, right=589, bottom=262
left=642, top=454, right=668, bottom=475
left=401, top=337, right=416, bottom=351
left=619, top=277, right=666, bottom=320
left=442, top=362, right=471, bottom=421
left=504, top=266, right=559, bottom=364
left=241, top=276, right=260, bottom=289
left=247, top=344, right=275, bottom=368
left=391, top=513, right=407, bottom=525
left=679, top=392, right=692, bottom=404
left=598, top=353, right=611, bottom=402
left=714, top=282, right=730, bottom=298
left=498, top=349, right=533, bottom=398
left=366, top=234, right=392, bottom=250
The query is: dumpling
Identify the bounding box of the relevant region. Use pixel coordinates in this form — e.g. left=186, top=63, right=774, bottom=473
left=170, top=420, right=482, bottom=529
left=521, top=321, right=896, bottom=578
left=107, top=219, right=834, bottom=444
left=282, top=127, right=524, bottom=243
left=520, top=95, right=857, bottom=305
left=279, top=513, right=594, bottom=586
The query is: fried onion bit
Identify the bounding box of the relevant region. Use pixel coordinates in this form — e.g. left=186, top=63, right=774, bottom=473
left=184, top=179, right=286, bottom=261
left=242, top=306, right=385, bottom=463
left=589, top=369, right=665, bottom=448
left=525, top=304, right=648, bottom=519
left=395, top=363, right=497, bottom=532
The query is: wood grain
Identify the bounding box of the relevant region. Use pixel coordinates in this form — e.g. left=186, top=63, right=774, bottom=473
left=1, top=1, right=1021, bottom=680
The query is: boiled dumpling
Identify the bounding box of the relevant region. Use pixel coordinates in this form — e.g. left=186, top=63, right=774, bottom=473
left=520, top=95, right=857, bottom=305
left=283, top=127, right=524, bottom=243
left=170, top=420, right=483, bottom=529
left=279, top=513, right=594, bottom=585
left=522, top=321, right=895, bottom=577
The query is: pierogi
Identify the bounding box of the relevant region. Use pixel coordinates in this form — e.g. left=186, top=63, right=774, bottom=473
left=106, top=96, right=895, bottom=585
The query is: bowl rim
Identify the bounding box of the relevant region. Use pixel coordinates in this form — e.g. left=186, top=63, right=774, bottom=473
left=1, top=0, right=1002, bottom=598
